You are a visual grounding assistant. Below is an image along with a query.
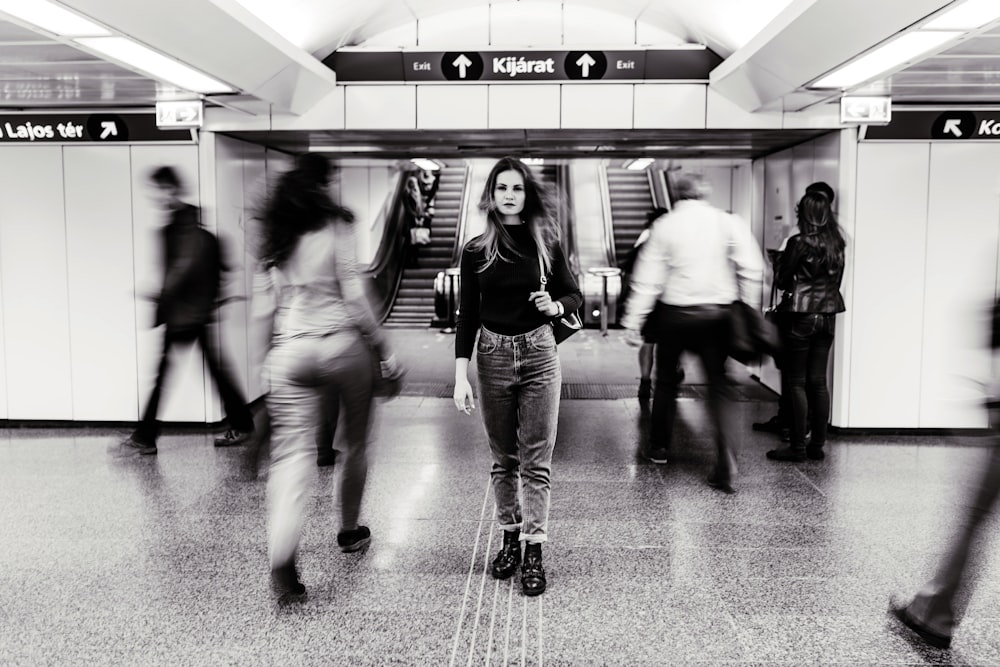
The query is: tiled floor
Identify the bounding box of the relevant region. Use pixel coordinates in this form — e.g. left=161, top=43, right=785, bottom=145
left=1, top=330, right=999, bottom=665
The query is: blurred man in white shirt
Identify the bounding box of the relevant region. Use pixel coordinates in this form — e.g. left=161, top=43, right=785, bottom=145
left=622, top=172, right=763, bottom=493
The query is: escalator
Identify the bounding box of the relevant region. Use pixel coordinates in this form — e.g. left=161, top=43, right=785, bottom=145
left=605, top=167, right=656, bottom=267
left=383, top=164, right=468, bottom=327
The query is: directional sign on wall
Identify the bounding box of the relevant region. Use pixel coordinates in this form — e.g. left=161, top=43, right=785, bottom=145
left=329, top=49, right=721, bottom=83
left=0, top=113, right=192, bottom=143
left=865, top=109, right=1000, bottom=140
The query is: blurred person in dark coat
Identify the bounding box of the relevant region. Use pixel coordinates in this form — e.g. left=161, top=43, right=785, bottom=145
left=258, top=153, right=400, bottom=603
left=117, top=166, right=254, bottom=456
left=889, top=300, right=1000, bottom=650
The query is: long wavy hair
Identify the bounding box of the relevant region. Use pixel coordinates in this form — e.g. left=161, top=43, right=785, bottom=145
left=471, top=156, right=560, bottom=273
left=258, top=153, right=354, bottom=269
left=795, top=190, right=845, bottom=270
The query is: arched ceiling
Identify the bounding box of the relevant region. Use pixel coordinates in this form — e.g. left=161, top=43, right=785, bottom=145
left=0, top=0, right=998, bottom=143
left=229, top=0, right=797, bottom=60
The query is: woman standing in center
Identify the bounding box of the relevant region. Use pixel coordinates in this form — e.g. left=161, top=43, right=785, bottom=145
left=453, top=157, right=582, bottom=596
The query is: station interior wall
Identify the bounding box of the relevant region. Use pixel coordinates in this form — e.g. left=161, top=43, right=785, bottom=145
left=2, top=132, right=999, bottom=429
left=847, top=141, right=1000, bottom=429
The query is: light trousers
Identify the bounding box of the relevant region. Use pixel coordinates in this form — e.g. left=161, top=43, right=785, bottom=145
left=266, top=331, right=374, bottom=569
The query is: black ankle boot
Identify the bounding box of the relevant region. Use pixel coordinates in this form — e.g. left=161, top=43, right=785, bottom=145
left=521, top=543, right=546, bottom=596
left=270, top=561, right=306, bottom=603
left=491, top=529, right=521, bottom=580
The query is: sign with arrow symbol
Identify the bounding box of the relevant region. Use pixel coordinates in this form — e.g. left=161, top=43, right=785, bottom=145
left=87, top=113, right=129, bottom=141
left=565, top=51, right=607, bottom=79
left=442, top=51, right=483, bottom=81
left=931, top=111, right=976, bottom=140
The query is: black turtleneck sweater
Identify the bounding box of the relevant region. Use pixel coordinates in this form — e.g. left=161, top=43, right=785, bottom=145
left=455, top=224, right=583, bottom=359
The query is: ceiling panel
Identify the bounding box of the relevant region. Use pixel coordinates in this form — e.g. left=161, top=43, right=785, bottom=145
left=221, top=128, right=832, bottom=160
left=852, top=22, right=1000, bottom=105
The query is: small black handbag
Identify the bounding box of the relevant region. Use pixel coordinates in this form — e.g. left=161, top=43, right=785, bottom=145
left=537, top=253, right=582, bottom=344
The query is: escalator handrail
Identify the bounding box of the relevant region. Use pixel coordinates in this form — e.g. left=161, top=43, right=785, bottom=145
left=449, top=163, right=473, bottom=267
left=556, top=163, right=581, bottom=282
left=597, top=163, right=618, bottom=267
left=361, top=168, right=410, bottom=323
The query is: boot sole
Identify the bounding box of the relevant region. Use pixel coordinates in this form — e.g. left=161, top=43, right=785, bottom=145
left=339, top=536, right=371, bottom=553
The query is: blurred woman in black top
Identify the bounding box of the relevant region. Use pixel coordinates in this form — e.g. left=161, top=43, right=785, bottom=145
left=766, top=190, right=846, bottom=462
left=453, top=157, right=582, bottom=596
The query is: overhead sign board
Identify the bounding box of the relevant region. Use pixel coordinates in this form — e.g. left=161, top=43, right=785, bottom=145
left=840, top=96, right=891, bottom=124
left=156, top=100, right=203, bottom=128
left=0, top=112, right=192, bottom=143
left=326, top=49, right=721, bottom=83
left=864, top=109, right=1000, bottom=140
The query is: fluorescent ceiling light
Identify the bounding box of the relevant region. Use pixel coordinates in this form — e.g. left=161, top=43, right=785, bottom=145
left=625, top=158, right=655, bottom=171
left=924, top=0, right=1000, bottom=30
left=410, top=158, right=440, bottom=171
left=811, top=30, right=962, bottom=89
left=520, top=157, right=545, bottom=166
left=0, top=0, right=110, bottom=36
left=75, top=36, right=234, bottom=94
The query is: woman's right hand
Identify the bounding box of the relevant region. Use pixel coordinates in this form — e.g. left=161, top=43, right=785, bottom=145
left=454, top=378, right=475, bottom=415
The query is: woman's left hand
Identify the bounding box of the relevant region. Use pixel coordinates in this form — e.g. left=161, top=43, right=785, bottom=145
left=529, top=291, right=559, bottom=317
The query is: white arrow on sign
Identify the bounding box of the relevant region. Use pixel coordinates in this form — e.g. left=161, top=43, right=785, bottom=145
left=943, top=118, right=962, bottom=137
left=452, top=54, right=472, bottom=79
left=100, top=121, right=118, bottom=139
left=576, top=53, right=596, bottom=78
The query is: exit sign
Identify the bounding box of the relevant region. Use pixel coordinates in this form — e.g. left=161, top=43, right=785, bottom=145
left=840, top=96, right=892, bottom=125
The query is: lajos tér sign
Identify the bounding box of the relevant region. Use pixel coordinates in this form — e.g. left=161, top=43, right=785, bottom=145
left=0, top=112, right=191, bottom=143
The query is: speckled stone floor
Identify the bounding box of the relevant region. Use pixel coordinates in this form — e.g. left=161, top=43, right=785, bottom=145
left=1, top=330, right=999, bottom=665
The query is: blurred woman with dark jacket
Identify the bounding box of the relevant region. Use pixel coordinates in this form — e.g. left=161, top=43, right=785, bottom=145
left=766, top=190, right=846, bottom=463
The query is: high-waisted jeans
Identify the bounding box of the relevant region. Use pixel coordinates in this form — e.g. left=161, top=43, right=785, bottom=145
left=265, top=330, right=373, bottom=570
left=476, top=324, right=562, bottom=543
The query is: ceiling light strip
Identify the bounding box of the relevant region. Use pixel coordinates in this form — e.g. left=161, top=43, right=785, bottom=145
left=811, top=30, right=962, bottom=89
left=76, top=37, right=234, bottom=95
left=0, top=0, right=110, bottom=37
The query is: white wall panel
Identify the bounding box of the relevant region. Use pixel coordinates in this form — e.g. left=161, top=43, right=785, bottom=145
left=418, top=7, right=490, bottom=47
left=243, top=146, right=270, bottom=403
left=489, top=3, right=562, bottom=46
left=64, top=147, right=139, bottom=421
left=563, top=6, right=635, bottom=44
left=0, top=264, right=6, bottom=418
left=830, top=129, right=857, bottom=427
left=345, top=86, right=416, bottom=129
left=762, top=152, right=794, bottom=251
left=271, top=89, right=345, bottom=131
left=488, top=85, right=560, bottom=128
left=0, top=147, right=73, bottom=419
left=790, top=143, right=815, bottom=206
left=211, top=136, right=252, bottom=421
left=561, top=85, right=633, bottom=129
left=417, top=86, right=488, bottom=129
left=812, top=132, right=841, bottom=214
left=706, top=88, right=782, bottom=129
left=920, top=143, right=1000, bottom=428
left=850, top=143, right=930, bottom=427
left=130, top=145, right=206, bottom=423
left=633, top=84, right=706, bottom=129
left=363, top=166, right=393, bottom=265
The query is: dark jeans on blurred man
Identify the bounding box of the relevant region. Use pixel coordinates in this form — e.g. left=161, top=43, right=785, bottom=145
left=649, top=303, right=738, bottom=485
left=132, top=325, right=254, bottom=445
